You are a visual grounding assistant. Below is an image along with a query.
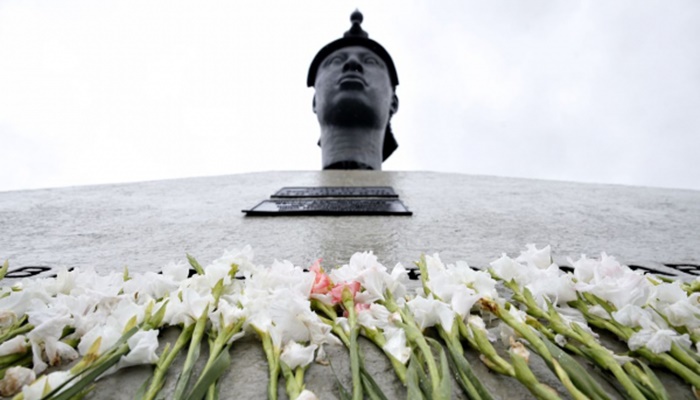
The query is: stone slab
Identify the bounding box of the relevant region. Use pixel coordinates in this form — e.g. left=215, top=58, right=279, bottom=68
left=1, top=171, right=700, bottom=399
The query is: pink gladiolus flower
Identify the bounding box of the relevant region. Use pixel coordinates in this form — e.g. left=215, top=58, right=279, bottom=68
left=355, top=303, right=371, bottom=313
left=330, top=281, right=362, bottom=305
left=310, top=260, right=332, bottom=295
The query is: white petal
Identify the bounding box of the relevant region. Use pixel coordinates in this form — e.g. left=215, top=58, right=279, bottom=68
left=516, top=244, right=552, bottom=269
left=295, top=389, right=319, bottom=400
left=382, top=327, right=410, bottom=364
left=117, top=329, right=160, bottom=369
left=280, top=341, right=317, bottom=369
left=0, top=335, right=29, bottom=357
left=0, top=366, right=35, bottom=397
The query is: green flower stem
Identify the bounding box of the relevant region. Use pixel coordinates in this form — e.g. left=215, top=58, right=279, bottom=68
left=483, top=299, right=588, bottom=400
left=0, top=353, right=31, bottom=380
left=437, top=323, right=494, bottom=400
left=573, top=295, right=700, bottom=388
left=382, top=290, right=443, bottom=398
left=504, top=281, right=644, bottom=400
left=0, top=318, right=32, bottom=343
left=669, top=342, right=700, bottom=375
left=466, top=320, right=513, bottom=376
left=623, top=362, right=670, bottom=400
left=341, top=287, right=363, bottom=400
left=191, top=319, right=245, bottom=397
left=318, top=315, right=350, bottom=347
left=525, top=317, right=584, bottom=357
left=173, top=305, right=209, bottom=400
left=415, top=255, right=432, bottom=297
left=361, top=327, right=407, bottom=384
left=0, top=259, right=8, bottom=280
left=281, top=362, right=306, bottom=400
left=510, top=350, right=561, bottom=400
left=142, top=324, right=196, bottom=400
left=635, top=347, right=700, bottom=388
left=259, top=332, right=280, bottom=400
left=455, top=316, right=479, bottom=352
left=506, top=281, right=645, bottom=400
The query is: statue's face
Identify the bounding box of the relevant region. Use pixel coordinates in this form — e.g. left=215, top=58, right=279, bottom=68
left=313, top=46, right=397, bottom=129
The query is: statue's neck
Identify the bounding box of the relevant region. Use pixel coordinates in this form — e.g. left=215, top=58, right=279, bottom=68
left=320, top=125, right=384, bottom=170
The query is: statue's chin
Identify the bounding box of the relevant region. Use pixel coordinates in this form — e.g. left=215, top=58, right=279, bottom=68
left=324, top=160, right=374, bottom=170
left=322, top=98, right=380, bottom=129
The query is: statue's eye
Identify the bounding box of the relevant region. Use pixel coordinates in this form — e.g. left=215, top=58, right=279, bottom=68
left=328, top=55, right=345, bottom=65
left=364, top=57, right=379, bottom=65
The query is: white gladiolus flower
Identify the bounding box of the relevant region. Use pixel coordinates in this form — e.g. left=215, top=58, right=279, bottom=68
left=406, top=296, right=456, bottom=331
left=389, top=263, right=409, bottom=300
left=280, top=341, right=317, bottom=369
left=509, top=338, right=530, bottom=362
left=162, top=260, right=190, bottom=283
left=516, top=244, right=553, bottom=269
left=0, top=310, right=17, bottom=329
left=0, top=366, right=35, bottom=397
left=164, top=287, right=213, bottom=326
left=357, top=304, right=398, bottom=331
left=78, top=323, right=122, bottom=356
left=335, top=317, right=350, bottom=334
left=489, top=254, right=525, bottom=283
left=210, top=296, right=246, bottom=334
left=554, top=334, right=567, bottom=347
left=268, top=292, right=319, bottom=348
left=651, top=281, right=687, bottom=305
left=246, top=260, right=314, bottom=298
left=115, top=329, right=160, bottom=370
left=588, top=305, right=611, bottom=320
left=612, top=304, right=654, bottom=329
left=295, top=389, right=319, bottom=400
left=121, top=271, right=179, bottom=302
left=573, top=253, right=652, bottom=309
left=449, top=286, right=481, bottom=318
left=26, top=314, right=77, bottom=373
left=21, top=370, right=72, bottom=400
left=467, top=315, right=498, bottom=342
left=330, top=251, right=407, bottom=304
left=69, top=267, right=124, bottom=298
left=382, top=326, right=411, bottom=364
left=664, top=296, right=700, bottom=329
left=628, top=328, right=691, bottom=353
left=524, top=265, right=577, bottom=307
left=213, top=246, right=258, bottom=277
left=0, top=335, right=29, bottom=357
left=557, top=306, right=597, bottom=337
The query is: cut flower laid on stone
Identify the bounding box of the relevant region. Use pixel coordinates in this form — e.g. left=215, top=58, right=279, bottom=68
left=1, top=245, right=700, bottom=399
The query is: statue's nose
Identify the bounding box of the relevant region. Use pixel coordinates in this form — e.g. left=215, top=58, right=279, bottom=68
left=343, top=59, right=363, bottom=73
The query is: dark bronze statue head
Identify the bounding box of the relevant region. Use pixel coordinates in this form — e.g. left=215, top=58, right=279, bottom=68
left=308, top=10, right=400, bottom=169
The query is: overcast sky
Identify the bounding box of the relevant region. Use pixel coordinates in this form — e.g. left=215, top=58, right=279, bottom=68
left=2, top=1, right=699, bottom=192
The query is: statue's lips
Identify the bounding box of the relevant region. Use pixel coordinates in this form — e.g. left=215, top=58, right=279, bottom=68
left=337, top=76, right=366, bottom=89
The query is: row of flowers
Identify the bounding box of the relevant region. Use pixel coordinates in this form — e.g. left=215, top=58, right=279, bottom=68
left=0, top=245, right=699, bottom=399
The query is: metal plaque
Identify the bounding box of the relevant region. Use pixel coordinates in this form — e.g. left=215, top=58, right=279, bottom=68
left=243, top=199, right=412, bottom=216
left=271, top=186, right=398, bottom=198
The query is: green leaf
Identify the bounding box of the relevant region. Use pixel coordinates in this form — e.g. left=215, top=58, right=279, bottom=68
left=328, top=358, right=352, bottom=400
left=360, top=366, right=389, bottom=400
left=50, top=344, right=130, bottom=400
left=173, top=313, right=208, bottom=400
left=186, top=254, right=205, bottom=275
left=443, top=338, right=493, bottom=400
left=0, top=259, right=9, bottom=280
left=407, top=357, right=426, bottom=400
left=541, top=337, right=613, bottom=400
left=185, top=346, right=231, bottom=400
left=637, top=361, right=670, bottom=400
left=437, top=343, right=452, bottom=400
